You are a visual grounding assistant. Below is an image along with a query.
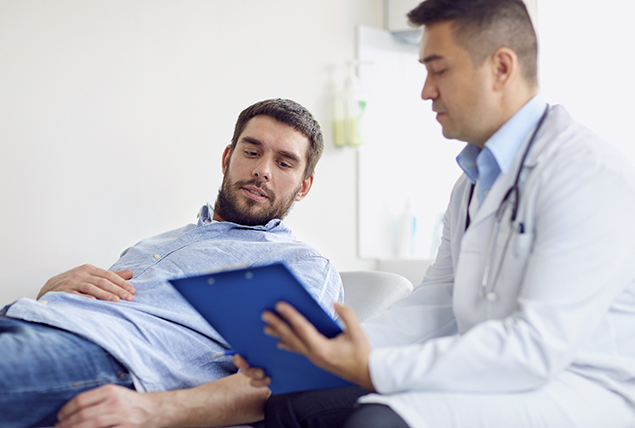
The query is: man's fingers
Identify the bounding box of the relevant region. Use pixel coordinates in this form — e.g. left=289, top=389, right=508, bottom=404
left=94, top=276, right=134, bottom=301
left=81, top=264, right=134, bottom=294
left=76, top=292, right=97, bottom=300
left=232, top=354, right=262, bottom=378
left=111, top=269, right=136, bottom=294
left=232, top=354, right=248, bottom=370
left=57, top=385, right=108, bottom=422
left=69, top=281, right=120, bottom=302
left=243, top=367, right=270, bottom=384
left=233, top=355, right=271, bottom=387
left=99, top=269, right=135, bottom=298
left=39, top=264, right=135, bottom=302
left=83, top=268, right=134, bottom=301
left=114, top=269, right=134, bottom=281
left=57, top=384, right=135, bottom=428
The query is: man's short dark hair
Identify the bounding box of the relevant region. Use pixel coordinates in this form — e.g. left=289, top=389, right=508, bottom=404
left=230, top=99, right=324, bottom=179
left=408, top=0, right=538, bottom=83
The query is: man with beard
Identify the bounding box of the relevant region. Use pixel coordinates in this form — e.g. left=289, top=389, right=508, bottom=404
left=0, top=98, right=343, bottom=428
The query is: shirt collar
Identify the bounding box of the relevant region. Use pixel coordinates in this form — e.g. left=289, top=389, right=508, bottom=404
left=485, top=93, right=547, bottom=175
left=456, top=93, right=547, bottom=181
left=196, top=203, right=283, bottom=231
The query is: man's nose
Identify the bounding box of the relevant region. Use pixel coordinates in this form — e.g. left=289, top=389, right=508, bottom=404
left=253, top=159, right=271, bottom=181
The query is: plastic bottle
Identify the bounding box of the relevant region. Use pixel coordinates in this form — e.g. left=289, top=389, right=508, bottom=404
left=333, top=61, right=367, bottom=147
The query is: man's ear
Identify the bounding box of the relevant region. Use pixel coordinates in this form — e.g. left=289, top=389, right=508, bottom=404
left=294, top=174, right=314, bottom=202
left=221, top=145, right=232, bottom=175
left=490, top=47, right=517, bottom=90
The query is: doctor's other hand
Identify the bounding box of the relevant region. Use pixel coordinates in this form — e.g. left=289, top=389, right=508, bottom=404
left=262, top=301, right=375, bottom=391
left=38, top=264, right=136, bottom=302
left=56, top=384, right=161, bottom=428
left=233, top=354, right=272, bottom=388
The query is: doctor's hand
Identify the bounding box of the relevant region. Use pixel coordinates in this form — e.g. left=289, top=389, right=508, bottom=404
left=38, top=264, right=135, bottom=302
left=262, top=301, right=375, bottom=391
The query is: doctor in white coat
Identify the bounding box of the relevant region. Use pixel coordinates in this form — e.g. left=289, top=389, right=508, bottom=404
left=237, top=0, right=635, bottom=427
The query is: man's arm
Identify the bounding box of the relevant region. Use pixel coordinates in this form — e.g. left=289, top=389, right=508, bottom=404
left=56, top=372, right=271, bottom=428
left=37, top=264, right=136, bottom=302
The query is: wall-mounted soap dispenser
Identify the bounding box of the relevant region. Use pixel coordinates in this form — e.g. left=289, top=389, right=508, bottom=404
left=333, top=61, right=367, bottom=147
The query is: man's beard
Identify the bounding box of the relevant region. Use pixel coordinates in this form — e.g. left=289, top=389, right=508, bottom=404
left=215, top=176, right=299, bottom=226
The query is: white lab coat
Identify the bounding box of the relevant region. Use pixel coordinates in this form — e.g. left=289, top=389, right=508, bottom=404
left=360, top=105, right=635, bottom=427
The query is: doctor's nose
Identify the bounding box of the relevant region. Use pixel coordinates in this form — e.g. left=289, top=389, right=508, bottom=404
left=421, top=75, right=438, bottom=101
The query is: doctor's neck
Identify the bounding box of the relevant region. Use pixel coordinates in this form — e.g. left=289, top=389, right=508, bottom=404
left=474, top=81, right=539, bottom=149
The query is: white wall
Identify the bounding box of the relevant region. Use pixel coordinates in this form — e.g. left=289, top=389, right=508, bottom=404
left=0, top=0, right=382, bottom=305
left=537, top=1, right=635, bottom=163
left=2, top=0, right=633, bottom=306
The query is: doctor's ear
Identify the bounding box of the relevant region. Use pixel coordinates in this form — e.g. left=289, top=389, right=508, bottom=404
left=490, top=47, right=517, bottom=89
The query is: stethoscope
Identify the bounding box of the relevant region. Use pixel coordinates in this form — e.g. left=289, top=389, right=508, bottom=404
left=473, top=105, right=550, bottom=302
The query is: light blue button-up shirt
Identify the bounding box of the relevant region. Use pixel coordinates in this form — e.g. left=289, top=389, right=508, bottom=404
left=456, top=94, right=548, bottom=204
left=7, top=204, right=343, bottom=392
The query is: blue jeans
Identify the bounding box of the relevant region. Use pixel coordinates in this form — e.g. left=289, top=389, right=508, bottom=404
left=0, top=313, right=134, bottom=428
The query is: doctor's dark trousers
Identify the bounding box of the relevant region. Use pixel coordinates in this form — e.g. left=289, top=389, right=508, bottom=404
left=264, top=385, right=411, bottom=428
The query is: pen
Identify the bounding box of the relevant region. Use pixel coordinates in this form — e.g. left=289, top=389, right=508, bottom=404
left=210, top=350, right=236, bottom=359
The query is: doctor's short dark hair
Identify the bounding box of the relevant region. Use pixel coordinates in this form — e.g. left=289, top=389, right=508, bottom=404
left=230, top=98, right=324, bottom=180
left=408, top=0, right=538, bottom=84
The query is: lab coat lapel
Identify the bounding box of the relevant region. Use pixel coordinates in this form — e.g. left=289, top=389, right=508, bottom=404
left=465, top=150, right=526, bottom=231
left=522, top=105, right=569, bottom=168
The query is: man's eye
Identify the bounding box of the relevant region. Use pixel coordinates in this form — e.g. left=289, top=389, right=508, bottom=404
left=433, top=69, right=446, bottom=76
left=245, top=150, right=259, bottom=157
left=278, top=161, right=291, bottom=168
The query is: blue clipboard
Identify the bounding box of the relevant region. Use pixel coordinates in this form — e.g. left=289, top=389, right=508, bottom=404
left=169, top=262, right=353, bottom=394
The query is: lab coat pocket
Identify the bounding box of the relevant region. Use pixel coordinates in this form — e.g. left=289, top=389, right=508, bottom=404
left=491, top=229, right=535, bottom=316
left=513, top=228, right=535, bottom=259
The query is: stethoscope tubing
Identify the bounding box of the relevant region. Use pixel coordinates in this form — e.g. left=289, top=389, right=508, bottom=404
left=480, top=105, right=550, bottom=301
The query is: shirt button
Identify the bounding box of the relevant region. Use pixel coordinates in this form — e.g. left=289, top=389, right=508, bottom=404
left=154, top=254, right=161, bottom=259
left=41, top=300, right=49, bottom=305
left=484, top=189, right=490, bottom=196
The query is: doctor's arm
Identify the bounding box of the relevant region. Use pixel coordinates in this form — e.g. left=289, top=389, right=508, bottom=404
left=56, top=372, right=271, bottom=428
